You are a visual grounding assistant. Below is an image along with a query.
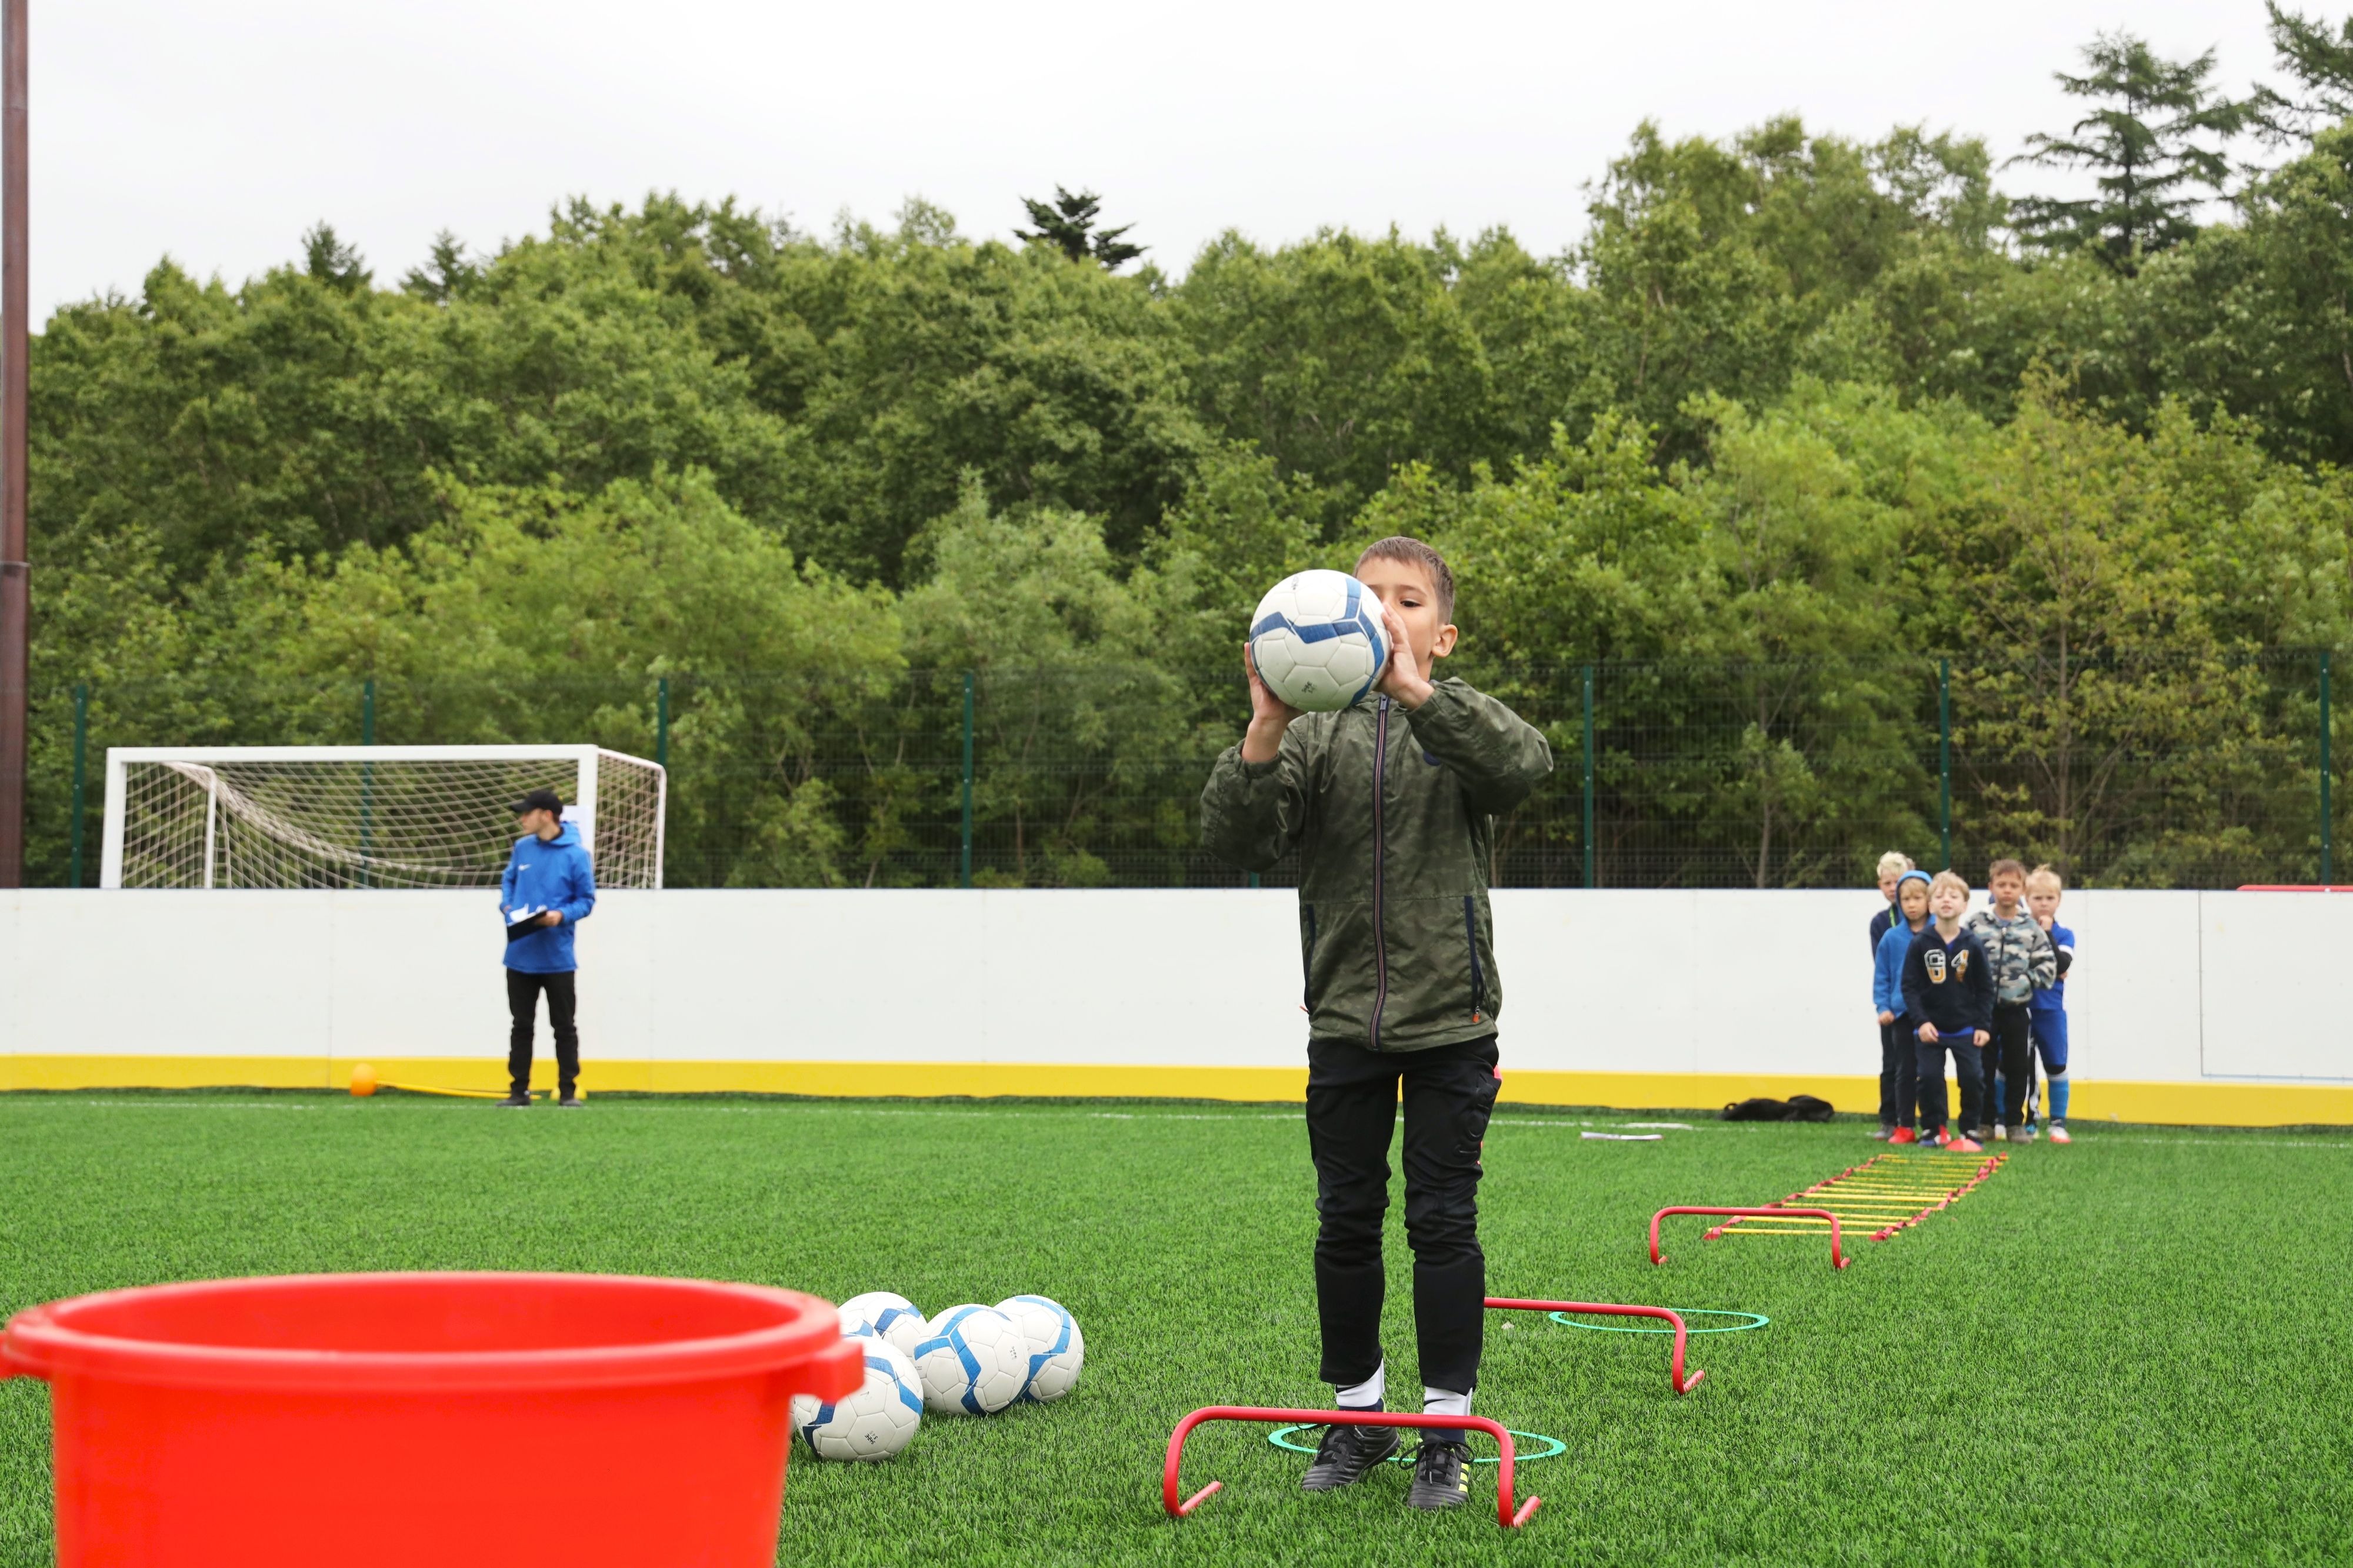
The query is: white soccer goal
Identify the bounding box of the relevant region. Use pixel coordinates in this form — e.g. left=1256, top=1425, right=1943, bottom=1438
left=99, top=745, right=666, bottom=890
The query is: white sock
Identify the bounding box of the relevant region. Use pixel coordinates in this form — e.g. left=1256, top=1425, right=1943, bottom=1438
left=1422, top=1386, right=1471, bottom=1420
left=1335, top=1362, right=1385, bottom=1409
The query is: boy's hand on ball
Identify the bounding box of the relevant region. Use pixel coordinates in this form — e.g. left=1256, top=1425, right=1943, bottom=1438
left=1371, top=598, right=1432, bottom=708
left=1241, top=642, right=1301, bottom=763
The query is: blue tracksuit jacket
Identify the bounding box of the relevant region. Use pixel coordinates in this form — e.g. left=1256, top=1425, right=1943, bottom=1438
left=500, top=822, right=596, bottom=973
left=2031, top=921, right=2075, bottom=1022
left=1873, top=919, right=1927, bottom=1017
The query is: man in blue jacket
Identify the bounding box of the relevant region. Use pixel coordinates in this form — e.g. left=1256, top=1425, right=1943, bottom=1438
left=499, top=788, right=596, bottom=1108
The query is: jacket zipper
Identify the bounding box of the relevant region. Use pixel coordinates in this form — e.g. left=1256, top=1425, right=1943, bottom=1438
left=1369, top=697, right=1389, bottom=1048
left=1302, top=905, right=1317, bottom=1012
left=1462, top=895, right=1484, bottom=1023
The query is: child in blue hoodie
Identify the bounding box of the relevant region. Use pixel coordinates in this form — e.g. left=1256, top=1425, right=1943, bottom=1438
left=499, top=788, right=598, bottom=1107
left=1872, top=870, right=1932, bottom=1141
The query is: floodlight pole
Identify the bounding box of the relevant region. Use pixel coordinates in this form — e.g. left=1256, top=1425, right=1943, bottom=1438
left=0, top=0, right=26, bottom=888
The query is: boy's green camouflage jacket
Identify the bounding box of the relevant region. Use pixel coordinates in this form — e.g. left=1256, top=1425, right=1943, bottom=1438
left=1961, top=908, right=2057, bottom=1006
left=1199, top=678, right=1552, bottom=1053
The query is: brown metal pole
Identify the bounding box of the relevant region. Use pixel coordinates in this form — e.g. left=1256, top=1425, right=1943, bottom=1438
left=0, top=0, right=25, bottom=886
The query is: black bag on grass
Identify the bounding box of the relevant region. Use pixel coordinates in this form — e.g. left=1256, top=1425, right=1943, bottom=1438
left=1719, top=1094, right=1837, bottom=1123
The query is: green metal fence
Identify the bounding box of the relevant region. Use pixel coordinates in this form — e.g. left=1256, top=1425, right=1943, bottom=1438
left=24, top=653, right=2345, bottom=890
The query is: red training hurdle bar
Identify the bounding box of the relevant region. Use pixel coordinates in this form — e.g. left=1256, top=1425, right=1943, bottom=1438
left=1162, top=1407, right=1541, bottom=1530
left=1484, top=1297, right=1705, bottom=1395
left=1650, top=1206, right=1849, bottom=1270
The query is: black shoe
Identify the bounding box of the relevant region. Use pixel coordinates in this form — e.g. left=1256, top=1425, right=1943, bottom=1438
left=1299, top=1420, right=1398, bottom=1491
left=495, top=1094, right=532, bottom=1108
left=556, top=1095, right=585, bottom=1109
left=1405, top=1440, right=1471, bottom=1511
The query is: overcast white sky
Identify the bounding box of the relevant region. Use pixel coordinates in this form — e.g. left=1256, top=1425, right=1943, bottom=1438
left=33, top=0, right=2281, bottom=313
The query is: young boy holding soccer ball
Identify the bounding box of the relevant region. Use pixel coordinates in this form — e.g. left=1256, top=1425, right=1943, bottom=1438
left=1201, top=537, right=1552, bottom=1512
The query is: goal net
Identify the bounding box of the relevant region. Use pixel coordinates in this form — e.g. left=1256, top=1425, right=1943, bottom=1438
left=100, top=746, right=666, bottom=890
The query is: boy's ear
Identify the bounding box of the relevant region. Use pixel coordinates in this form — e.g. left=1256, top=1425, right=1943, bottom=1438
left=1431, top=621, right=1459, bottom=659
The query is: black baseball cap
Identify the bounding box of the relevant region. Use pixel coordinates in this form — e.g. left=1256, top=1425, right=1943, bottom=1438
left=510, top=788, right=564, bottom=818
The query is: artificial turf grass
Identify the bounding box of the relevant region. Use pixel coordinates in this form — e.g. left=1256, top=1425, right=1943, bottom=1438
left=0, top=1097, right=2347, bottom=1566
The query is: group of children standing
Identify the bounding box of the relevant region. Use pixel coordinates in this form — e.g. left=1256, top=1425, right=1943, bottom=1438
left=1867, top=853, right=2077, bottom=1152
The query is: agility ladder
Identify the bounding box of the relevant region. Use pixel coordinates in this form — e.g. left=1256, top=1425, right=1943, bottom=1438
left=1711, top=1150, right=2006, bottom=1243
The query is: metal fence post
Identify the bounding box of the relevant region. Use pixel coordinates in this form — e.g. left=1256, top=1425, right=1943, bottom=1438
left=359, top=679, right=375, bottom=889
left=2322, top=650, right=2334, bottom=883
left=656, top=675, right=669, bottom=770
left=69, top=681, right=87, bottom=887
left=1581, top=665, right=1596, bottom=889
left=1938, top=658, right=1952, bottom=871
left=959, top=671, right=975, bottom=890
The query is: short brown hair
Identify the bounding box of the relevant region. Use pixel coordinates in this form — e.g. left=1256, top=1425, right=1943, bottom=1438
left=1929, top=869, right=1971, bottom=901
left=1355, top=536, right=1455, bottom=622
left=1987, top=858, right=2027, bottom=883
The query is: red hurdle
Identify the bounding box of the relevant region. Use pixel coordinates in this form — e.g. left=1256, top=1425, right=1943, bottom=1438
left=1484, top=1297, right=1705, bottom=1394
left=1162, top=1407, right=1541, bottom=1529
left=1650, top=1206, right=1849, bottom=1269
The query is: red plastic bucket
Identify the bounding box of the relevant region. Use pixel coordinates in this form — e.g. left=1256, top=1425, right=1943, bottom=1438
left=0, top=1272, right=861, bottom=1567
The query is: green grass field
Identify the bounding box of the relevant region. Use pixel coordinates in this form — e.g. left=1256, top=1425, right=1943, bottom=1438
left=2, top=1093, right=2348, bottom=1566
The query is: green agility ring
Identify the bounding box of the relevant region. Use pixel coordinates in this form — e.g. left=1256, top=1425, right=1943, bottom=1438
left=1547, top=1307, right=1769, bottom=1334
left=1266, top=1423, right=1567, bottom=1465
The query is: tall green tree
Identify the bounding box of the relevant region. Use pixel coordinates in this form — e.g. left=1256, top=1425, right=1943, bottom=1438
left=2011, top=32, right=2254, bottom=268
left=2256, top=3, right=2353, bottom=141
left=1014, top=186, right=1145, bottom=271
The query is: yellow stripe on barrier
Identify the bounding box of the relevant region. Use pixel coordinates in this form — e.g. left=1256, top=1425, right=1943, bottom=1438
left=0, top=1057, right=2347, bottom=1126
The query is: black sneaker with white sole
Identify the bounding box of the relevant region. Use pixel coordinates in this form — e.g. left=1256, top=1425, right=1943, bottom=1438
left=495, top=1094, right=531, bottom=1108
left=1405, top=1439, right=1471, bottom=1510
left=1299, top=1421, right=1398, bottom=1491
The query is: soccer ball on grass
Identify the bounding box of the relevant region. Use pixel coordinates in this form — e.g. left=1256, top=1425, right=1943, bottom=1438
left=840, top=1290, right=929, bottom=1359
left=995, top=1294, right=1084, bottom=1402
left=910, top=1305, right=1029, bottom=1415
left=792, top=1339, right=924, bottom=1462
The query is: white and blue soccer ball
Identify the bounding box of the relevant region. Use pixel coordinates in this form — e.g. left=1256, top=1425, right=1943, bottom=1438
left=792, top=1338, right=924, bottom=1462
left=910, top=1304, right=1029, bottom=1416
left=1249, top=570, right=1390, bottom=713
left=840, top=1291, right=929, bottom=1359
left=995, top=1294, right=1084, bottom=1403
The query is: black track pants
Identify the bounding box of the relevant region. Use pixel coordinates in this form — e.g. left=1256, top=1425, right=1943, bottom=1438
left=1878, top=1018, right=1919, bottom=1127
left=1306, top=1033, right=1501, bottom=1397
left=506, top=968, right=579, bottom=1097
left=1915, top=1033, right=1983, bottom=1138
left=1987, top=1003, right=2033, bottom=1129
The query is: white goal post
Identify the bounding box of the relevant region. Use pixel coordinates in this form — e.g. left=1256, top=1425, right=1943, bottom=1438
left=100, top=745, right=666, bottom=890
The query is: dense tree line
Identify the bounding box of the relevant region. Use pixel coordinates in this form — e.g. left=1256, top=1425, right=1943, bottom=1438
left=27, top=12, right=2353, bottom=888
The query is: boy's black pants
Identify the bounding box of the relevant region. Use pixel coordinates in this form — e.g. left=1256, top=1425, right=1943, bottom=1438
left=1877, top=1018, right=1918, bottom=1127
left=1306, top=1033, right=1499, bottom=1398
left=1985, top=1003, right=2033, bottom=1130
left=506, top=968, right=579, bottom=1097
left=1914, top=1032, right=1983, bottom=1137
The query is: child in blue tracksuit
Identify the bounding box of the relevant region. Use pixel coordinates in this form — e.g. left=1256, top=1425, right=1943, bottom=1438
left=499, top=788, right=598, bottom=1107
left=1872, top=870, right=1932, bottom=1140
left=2025, top=863, right=2076, bottom=1145
left=1902, top=870, right=1995, bottom=1152
left=1867, top=852, right=1915, bottom=1137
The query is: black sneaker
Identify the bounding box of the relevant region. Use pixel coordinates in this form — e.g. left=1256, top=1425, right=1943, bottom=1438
left=1405, top=1440, right=1471, bottom=1511
left=1299, top=1421, right=1398, bottom=1491
left=556, top=1096, right=585, bottom=1109
left=495, top=1094, right=532, bottom=1108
